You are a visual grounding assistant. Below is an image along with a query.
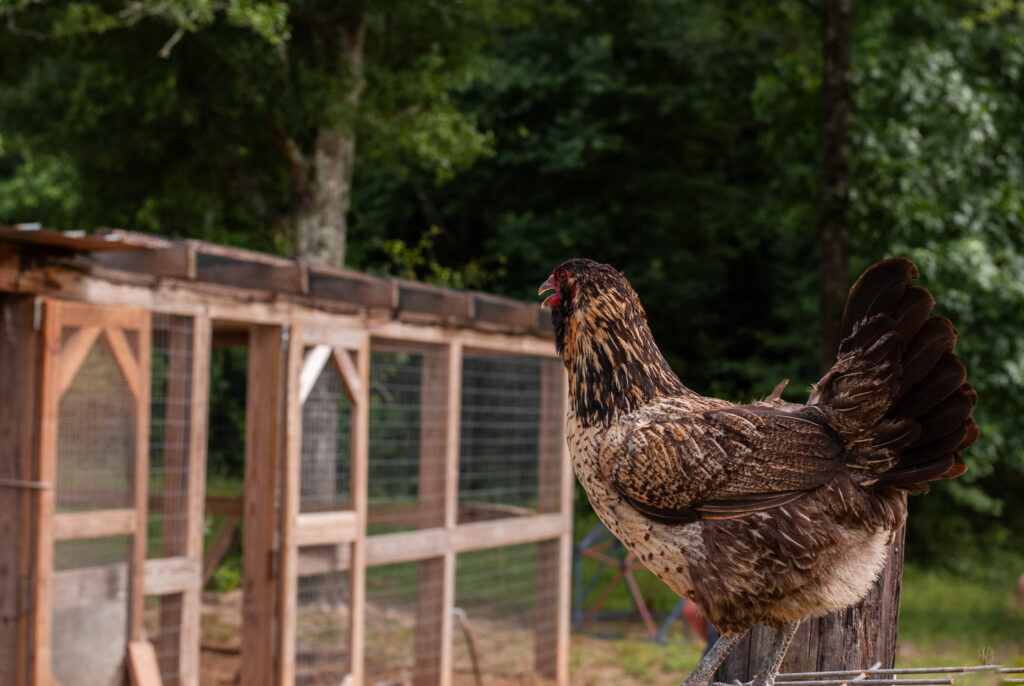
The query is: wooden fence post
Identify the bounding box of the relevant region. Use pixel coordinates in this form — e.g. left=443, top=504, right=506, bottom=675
left=716, top=527, right=905, bottom=680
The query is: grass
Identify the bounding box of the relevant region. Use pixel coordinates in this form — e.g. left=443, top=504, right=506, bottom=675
left=896, top=563, right=1024, bottom=667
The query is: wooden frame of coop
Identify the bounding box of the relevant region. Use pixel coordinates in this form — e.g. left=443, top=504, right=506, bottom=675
left=0, top=225, right=573, bottom=686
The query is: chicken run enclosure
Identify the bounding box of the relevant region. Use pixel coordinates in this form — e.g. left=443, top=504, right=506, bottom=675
left=0, top=225, right=573, bottom=686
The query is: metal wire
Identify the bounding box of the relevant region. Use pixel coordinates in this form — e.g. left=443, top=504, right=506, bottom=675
left=295, top=567, right=351, bottom=686
left=775, top=665, right=1021, bottom=686
left=300, top=358, right=352, bottom=513
left=459, top=354, right=563, bottom=522
left=778, top=666, right=1003, bottom=679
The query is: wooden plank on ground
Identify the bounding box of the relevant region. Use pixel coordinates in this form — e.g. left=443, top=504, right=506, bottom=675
left=127, top=640, right=164, bottom=686
left=241, top=325, right=283, bottom=686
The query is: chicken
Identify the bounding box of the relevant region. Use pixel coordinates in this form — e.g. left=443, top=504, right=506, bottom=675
left=539, top=257, right=977, bottom=686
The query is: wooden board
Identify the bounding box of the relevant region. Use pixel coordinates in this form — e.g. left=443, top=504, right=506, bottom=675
left=241, top=325, right=283, bottom=686
left=348, top=336, right=370, bottom=686
left=0, top=297, right=36, bottom=686
left=127, top=640, right=164, bottom=686
left=180, top=315, right=211, bottom=686
left=277, top=324, right=304, bottom=686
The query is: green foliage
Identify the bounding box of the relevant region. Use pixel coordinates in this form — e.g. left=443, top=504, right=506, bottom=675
left=3, top=0, right=1024, bottom=570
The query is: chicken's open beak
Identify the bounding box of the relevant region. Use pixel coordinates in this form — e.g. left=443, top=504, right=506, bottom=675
left=539, top=275, right=558, bottom=309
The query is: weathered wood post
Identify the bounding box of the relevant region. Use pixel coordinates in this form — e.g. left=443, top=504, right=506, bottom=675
left=716, top=526, right=904, bottom=680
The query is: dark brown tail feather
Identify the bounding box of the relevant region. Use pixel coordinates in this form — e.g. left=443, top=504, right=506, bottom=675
left=811, top=257, right=978, bottom=492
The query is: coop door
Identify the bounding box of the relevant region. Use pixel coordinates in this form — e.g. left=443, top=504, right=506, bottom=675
left=278, top=328, right=368, bottom=686
left=31, top=300, right=151, bottom=686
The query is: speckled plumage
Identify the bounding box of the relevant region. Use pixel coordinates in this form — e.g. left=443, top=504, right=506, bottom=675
left=542, top=257, right=977, bottom=681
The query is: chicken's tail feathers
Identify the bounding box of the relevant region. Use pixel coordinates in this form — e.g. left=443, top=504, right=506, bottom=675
left=809, top=257, right=977, bottom=491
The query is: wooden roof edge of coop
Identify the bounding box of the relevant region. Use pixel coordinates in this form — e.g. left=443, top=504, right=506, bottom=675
left=0, top=225, right=555, bottom=340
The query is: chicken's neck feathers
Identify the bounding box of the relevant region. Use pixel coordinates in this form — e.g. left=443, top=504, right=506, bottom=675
left=563, top=299, right=696, bottom=426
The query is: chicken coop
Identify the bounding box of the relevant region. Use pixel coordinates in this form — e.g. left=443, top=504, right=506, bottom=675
left=0, top=225, right=572, bottom=686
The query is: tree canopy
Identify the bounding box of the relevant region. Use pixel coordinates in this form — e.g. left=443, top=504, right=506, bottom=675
left=2, top=0, right=1022, bottom=570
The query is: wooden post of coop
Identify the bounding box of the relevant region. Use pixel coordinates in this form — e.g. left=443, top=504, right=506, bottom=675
left=534, top=358, right=566, bottom=683
left=0, top=297, right=37, bottom=686
left=716, top=526, right=905, bottom=680
left=414, top=342, right=459, bottom=686
left=348, top=336, right=370, bottom=686
left=241, top=325, right=284, bottom=686
left=180, top=316, right=211, bottom=686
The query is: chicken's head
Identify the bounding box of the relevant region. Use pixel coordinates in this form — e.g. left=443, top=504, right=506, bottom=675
left=539, top=258, right=642, bottom=357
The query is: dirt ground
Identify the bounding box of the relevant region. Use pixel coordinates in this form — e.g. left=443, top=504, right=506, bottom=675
left=198, top=590, right=703, bottom=686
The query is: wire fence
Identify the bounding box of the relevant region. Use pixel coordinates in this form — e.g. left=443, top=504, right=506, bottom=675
left=51, top=321, right=139, bottom=686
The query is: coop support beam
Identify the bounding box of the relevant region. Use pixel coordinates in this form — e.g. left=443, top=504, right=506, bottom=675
left=31, top=300, right=62, bottom=686
left=278, top=324, right=304, bottom=686
left=414, top=341, right=460, bottom=686
left=555, top=369, right=574, bottom=686
left=178, top=314, right=210, bottom=686
left=241, top=325, right=283, bottom=686
left=348, top=333, right=370, bottom=686
left=294, top=511, right=360, bottom=546
left=535, top=360, right=565, bottom=681
left=53, top=509, right=137, bottom=539
left=0, top=297, right=37, bottom=686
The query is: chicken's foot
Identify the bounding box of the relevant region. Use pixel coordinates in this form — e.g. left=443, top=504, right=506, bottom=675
left=681, top=630, right=747, bottom=686
left=751, top=621, right=799, bottom=686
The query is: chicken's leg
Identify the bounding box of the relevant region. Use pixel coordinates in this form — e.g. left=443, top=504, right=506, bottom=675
left=681, top=630, right=747, bottom=686
left=751, top=621, right=799, bottom=686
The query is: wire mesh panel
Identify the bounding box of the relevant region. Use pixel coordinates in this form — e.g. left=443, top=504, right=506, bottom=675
left=52, top=326, right=140, bottom=686
left=364, top=560, right=444, bottom=685
left=149, top=314, right=194, bottom=559
left=295, top=561, right=352, bottom=685
left=144, top=593, right=184, bottom=685
left=147, top=314, right=197, bottom=686
left=459, top=354, right=564, bottom=522
left=56, top=334, right=136, bottom=512
left=453, top=543, right=559, bottom=685
left=368, top=341, right=449, bottom=532
left=301, top=355, right=353, bottom=513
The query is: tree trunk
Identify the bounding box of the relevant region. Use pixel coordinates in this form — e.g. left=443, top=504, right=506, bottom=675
left=293, top=13, right=366, bottom=269
left=818, top=0, right=853, bottom=374
left=718, top=3, right=906, bottom=678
